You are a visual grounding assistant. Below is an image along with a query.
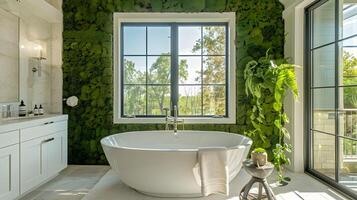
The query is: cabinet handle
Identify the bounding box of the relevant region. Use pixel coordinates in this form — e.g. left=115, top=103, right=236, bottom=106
left=42, top=138, right=54, bottom=143
left=44, top=121, right=54, bottom=125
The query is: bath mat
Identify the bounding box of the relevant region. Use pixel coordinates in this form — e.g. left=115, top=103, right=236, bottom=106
left=83, top=169, right=346, bottom=200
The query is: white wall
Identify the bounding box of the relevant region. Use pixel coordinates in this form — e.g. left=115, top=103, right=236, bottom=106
left=281, top=0, right=315, bottom=172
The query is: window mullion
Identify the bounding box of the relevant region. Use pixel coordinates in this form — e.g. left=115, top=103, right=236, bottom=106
left=201, top=26, right=204, bottom=116
left=334, top=0, right=340, bottom=183
left=145, top=26, right=148, bottom=116
left=171, top=23, right=179, bottom=116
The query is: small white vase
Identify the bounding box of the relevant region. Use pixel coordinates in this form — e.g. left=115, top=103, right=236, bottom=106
left=251, top=152, right=267, bottom=167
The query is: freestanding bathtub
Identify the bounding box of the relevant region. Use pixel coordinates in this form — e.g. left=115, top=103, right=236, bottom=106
left=101, top=130, right=252, bottom=197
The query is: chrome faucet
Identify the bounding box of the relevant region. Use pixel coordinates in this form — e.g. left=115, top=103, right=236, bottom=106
left=164, top=106, right=184, bottom=134
left=163, top=108, right=170, bottom=130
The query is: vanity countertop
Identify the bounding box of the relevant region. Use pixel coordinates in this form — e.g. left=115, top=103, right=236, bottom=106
left=0, top=114, right=68, bottom=133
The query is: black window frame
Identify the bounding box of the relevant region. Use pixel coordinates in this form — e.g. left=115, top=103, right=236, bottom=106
left=305, top=0, right=357, bottom=199
left=120, top=22, right=229, bottom=118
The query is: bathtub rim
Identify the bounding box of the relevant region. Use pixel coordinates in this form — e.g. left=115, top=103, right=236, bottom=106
left=100, top=130, right=252, bottom=152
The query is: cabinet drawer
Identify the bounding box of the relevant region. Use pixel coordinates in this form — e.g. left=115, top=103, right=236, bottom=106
left=20, top=120, right=67, bottom=142
left=0, top=130, right=19, bottom=148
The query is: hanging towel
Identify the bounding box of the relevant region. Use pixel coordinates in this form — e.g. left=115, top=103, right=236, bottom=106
left=197, top=147, right=229, bottom=196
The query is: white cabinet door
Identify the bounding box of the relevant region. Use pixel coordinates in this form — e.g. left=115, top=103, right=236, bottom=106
left=43, top=131, right=67, bottom=176
left=0, top=144, right=19, bottom=200
left=20, top=137, right=45, bottom=194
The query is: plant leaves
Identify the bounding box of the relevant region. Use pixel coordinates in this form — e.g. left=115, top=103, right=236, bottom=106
left=151, top=0, right=162, bottom=11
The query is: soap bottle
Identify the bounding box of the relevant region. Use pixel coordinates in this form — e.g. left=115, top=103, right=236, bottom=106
left=19, top=100, right=26, bottom=117
left=34, top=105, right=39, bottom=116
left=39, top=105, right=44, bottom=115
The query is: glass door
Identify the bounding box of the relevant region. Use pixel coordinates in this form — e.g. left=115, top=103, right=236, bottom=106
left=306, top=0, right=357, bottom=198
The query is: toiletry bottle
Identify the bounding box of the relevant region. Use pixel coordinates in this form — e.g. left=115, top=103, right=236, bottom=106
left=2, top=105, right=8, bottom=118
left=6, top=105, right=11, bottom=118
left=39, top=105, right=44, bottom=115
left=34, top=105, right=39, bottom=116
left=19, top=100, right=26, bottom=117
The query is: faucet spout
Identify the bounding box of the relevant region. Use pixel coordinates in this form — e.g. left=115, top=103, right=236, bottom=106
left=163, top=106, right=184, bottom=134
left=163, top=108, right=170, bottom=130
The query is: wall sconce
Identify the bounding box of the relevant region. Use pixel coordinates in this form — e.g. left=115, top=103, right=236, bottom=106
left=31, top=45, right=46, bottom=77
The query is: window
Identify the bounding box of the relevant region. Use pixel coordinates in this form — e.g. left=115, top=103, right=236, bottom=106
left=306, top=0, right=357, bottom=198
left=114, top=13, right=236, bottom=124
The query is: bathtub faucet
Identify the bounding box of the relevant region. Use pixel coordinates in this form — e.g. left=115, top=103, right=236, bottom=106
left=164, top=106, right=184, bottom=134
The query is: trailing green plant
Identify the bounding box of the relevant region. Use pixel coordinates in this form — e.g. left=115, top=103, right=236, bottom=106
left=244, top=51, right=298, bottom=183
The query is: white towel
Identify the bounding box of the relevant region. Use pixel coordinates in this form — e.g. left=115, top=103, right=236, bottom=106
left=197, top=147, right=229, bottom=196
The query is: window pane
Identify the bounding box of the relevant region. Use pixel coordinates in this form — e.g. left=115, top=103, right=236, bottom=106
left=312, top=44, right=335, bottom=87
left=340, top=36, right=357, bottom=86
left=123, top=56, right=146, bottom=84
left=341, top=2, right=357, bottom=40
left=120, top=23, right=229, bottom=118
left=313, top=131, right=336, bottom=180
left=203, top=86, right=225, bottom=116
left=179, top=86, right=202, bottom=115
left=203, top=56, right=225, bottom=84
left=148, top=56, right=170, bottom=84
left=123, top=26, right=146, bottom=55
left=147, top=86, right=170, bottom=115
left=179, top=56, right=201, bottom=84
left=312, top=88, right=335, bottom=134
left=203, top=26, right=226, bottom=55
left=312, top=0, right=335, bottom=48
left=339, top=110, right=357, bottom=139
left=340, top=86, right=357, bottom=109
left=339, top=137, right=357, bottom=193
left=178, top=26, right=201, bottom=55
left=124, top=85, right=146, bottom=116
left=148, top=26, right=171, bottom=55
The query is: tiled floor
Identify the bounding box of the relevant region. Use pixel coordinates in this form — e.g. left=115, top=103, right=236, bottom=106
left=21, top=165, right=353, bottom=200
left=340, top=174, right=357, bottom=192
left=85, top=169, right=352, bottom=200
left=20, top=165, right=110, bottom=200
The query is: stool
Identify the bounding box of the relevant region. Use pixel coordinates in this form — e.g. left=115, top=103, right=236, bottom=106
left=240, top=160, right=276, bottom=200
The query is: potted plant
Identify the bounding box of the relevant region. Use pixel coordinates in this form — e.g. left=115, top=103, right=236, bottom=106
left=251, top=148, right=268, bottom=167
left=244, top=51, right=298, bottom=184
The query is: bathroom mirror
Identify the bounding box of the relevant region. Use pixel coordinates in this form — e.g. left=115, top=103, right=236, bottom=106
left=0, top=8, right=19, bottom=103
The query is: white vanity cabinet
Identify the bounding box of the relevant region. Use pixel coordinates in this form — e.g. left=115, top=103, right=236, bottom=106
left=20, top=118, right=68, bottom=195
left=20, top=136, right=46, bottom=193
left=44, top=131, right=67, bottom=176
left=20, top=131, right=67, bottom=194
left=0, top=143, right=19, bottom=200
left=0, top=115, right=68, bottom=200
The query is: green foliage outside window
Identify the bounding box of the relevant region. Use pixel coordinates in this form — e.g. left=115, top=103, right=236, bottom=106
left=342, top=51, right=357, bottom=157
left=123, top=55, right=188, bottom=116
left=343, top=51, right=357, bottom=108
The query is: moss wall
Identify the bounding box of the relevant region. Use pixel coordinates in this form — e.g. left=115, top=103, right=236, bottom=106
left=63, top=0, right=285, bottom=164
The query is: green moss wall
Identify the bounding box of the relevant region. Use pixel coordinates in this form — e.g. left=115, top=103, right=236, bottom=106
left=63, top=0, right=285, bottom=164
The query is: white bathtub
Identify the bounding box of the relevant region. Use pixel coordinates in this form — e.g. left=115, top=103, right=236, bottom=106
left=101, top=130, right=252, bottom=197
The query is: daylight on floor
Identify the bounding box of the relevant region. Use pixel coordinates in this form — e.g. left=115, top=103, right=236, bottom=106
left=0, top=0, right=356, bottom=200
